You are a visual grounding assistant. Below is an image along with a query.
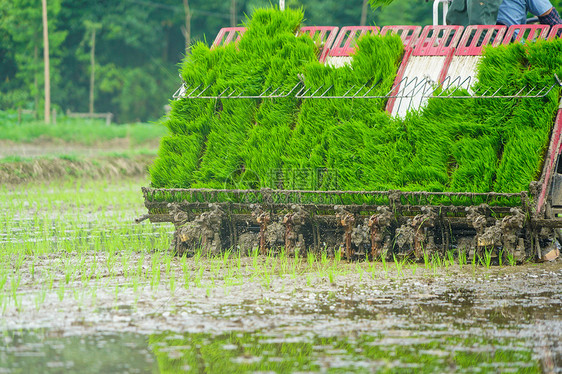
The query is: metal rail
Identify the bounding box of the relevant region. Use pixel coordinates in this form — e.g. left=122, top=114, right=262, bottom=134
left=172, top=74, right=561, bottom=100
left=142, top=187, right=527, bottom=208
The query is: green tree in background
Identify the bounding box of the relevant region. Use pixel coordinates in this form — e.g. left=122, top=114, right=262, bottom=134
left=0, top=0, right=468, bottom=123
left=0, top=0, right=66, bottom=112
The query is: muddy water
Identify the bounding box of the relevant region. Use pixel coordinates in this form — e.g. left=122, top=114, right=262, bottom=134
left=2, top=180, right=561, bottom=372
left=1, top=255, right=561, bottom=373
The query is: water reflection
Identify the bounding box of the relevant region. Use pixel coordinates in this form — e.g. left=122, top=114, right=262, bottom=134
left=1, top=328, right=544, bottom=373
left=146, top=330, right=547, bottom=373
left=0, top=329, right=158, bottom=373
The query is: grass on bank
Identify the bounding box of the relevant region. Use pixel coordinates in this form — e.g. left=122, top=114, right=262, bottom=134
left=0, top=111, right=166, bottom=145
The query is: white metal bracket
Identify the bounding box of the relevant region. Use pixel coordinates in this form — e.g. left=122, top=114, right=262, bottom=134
left=433, top=0, right=450, bottom=26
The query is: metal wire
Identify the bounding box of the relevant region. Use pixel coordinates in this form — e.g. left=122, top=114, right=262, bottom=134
left=172, top=74, right=561, bottom=100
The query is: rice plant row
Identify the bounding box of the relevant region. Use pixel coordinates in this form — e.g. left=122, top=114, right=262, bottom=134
left=150, top=8, right=562, bottom=198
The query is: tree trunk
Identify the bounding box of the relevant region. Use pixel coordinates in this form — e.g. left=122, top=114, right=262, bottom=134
left=42, top=0, right=51, bottom=124
left=361, top=0, right=369, bottom=26
left=230, top=0, right=236, bottom=27
left=89, top=28, right=96, bottom=114
left=34, top=43, right=39, bottom=119
left=182, top=0, right=191, bottom=52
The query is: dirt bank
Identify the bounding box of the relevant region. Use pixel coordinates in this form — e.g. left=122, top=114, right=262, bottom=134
left=0, top=154, right=155, bottom=184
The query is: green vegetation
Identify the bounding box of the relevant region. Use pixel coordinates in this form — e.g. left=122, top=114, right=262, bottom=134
left=150, top=8, right=404, bottom=190
left=396, top=39, right=562, bottom=194
left=149, top=330, right=541, bottom=373
left=0, top=0, right=433, bottom=123
left=150, top=8, right=561, bottom=197
left=0, top=177, right=526, bottom=315
left=0, top=111, right=165, bottom=145
left=150, top=8, right=321, bottom=189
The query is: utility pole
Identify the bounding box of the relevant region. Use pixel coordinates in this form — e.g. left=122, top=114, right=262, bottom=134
left=360, top=0, right=369, bottom=26
left=42, top=0, right=51, bottom=124
left=182, top=0, right=191, bottom=51
left=34, top=43, right=39, bottom=118
left=89, top=27, right=96, bottom=114
left=230, top=0, right=236, bottom=27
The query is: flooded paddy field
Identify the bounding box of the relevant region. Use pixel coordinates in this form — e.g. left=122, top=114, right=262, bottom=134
left=1, top=179, right=561, bottom=373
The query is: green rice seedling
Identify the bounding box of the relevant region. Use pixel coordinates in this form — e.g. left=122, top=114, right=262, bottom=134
left=13, top=252, right=25, bottom=272
left=13, top=293, right=23, bottom=312
left=423, top=251, right=430, bottom=270
left=279, top=248, right=288, bottom=274
left=10, top=273, right=21, bottom=302
left=193, top=249, right=202, bottom=264
left=381, top=254, right=388, bottom=278
left=90, top=286, right=97, bottom=308
left=136, top=257, right=144, bottom=282
left=105, top=252, right=116, bottom=276
left=0, top=267, right=8, bottom=291
left=290, top=250, right=300, bottom=279
left=73, top=288, right=80, bottom=302
left=169, top=270, right=176, bottom=295
left=498, top=249, right=503, bottom=267
left=368, top=260, right=376, bottom=279
left=261, top=268, right=272, bottom=289
left=90, top=256, right=98, bottom=280
left=80, top=262, right=89, bottom=287
left=269, top=255, right=277, bottom=276
left=222, top=250, right=231, bottom=267
left=471, top=250, right=478, bottom=274
left=57, top=282, right=65, bottom=302
left=430, top=253, right=442, bottom=276
left=34, top=287, right=47, bottom=311
left=113, top=284, right=121, bottom=308
left=321, top=251, right=329, bottom=267
left=458, top=248, right=466, bottom=269
left=64, top=259, right=75, bottom=285
left=132, top=269, right=141, bottom=293
left=252, top=247, right=259, bottom=270
left=505, top=251, right=516, bottom=266
left=146, top=21, right=561, bottom=229
left=393, top=254, right=405, bottom=277
left=122, top=253, right=130, bottom=279
left=150, top=254, right=162, bottom=290
left=180, top=254, right=188, bottom=283
left=164, top=253, right=173, bottom=277
left=0, top=293, right=5, bottom=314
left=194, top=266, right=204, bottom=288
left=307, top=251, right=315, bottom=270
left=265, top=248, right=274, bottom=271
left=328, top=268, right=336, bottom=284
left=356, top=262, right=365, bottom=282
left=30, top=257, right=36, bottom=281
left=236, top=250, right=242, bottom=272
left=447, top=250, right=455, bottom=268
left=478, top=248, right=493, bottom=269
left=408, top=261, right=418, bottom=276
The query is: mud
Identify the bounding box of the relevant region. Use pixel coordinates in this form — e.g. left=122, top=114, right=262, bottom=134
left=2, top=180, right=561, bottom=372
left=0, top=252, right=561, bottom=373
